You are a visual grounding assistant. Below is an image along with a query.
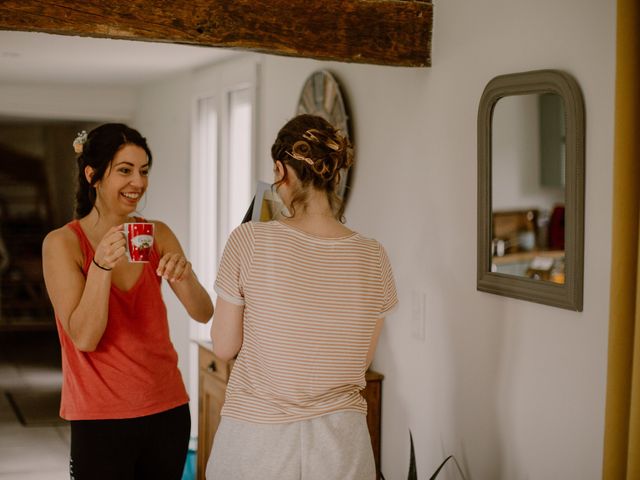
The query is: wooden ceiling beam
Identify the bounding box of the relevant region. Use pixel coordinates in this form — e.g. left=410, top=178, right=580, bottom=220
left=0, top=0, right=432, bottom=67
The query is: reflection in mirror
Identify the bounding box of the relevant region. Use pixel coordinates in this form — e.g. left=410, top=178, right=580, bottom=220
left=0, top=31, right=235, bottom=477
left=477, top=69, right=584, bottom=311
left=491, top=93, right=566, bottom=284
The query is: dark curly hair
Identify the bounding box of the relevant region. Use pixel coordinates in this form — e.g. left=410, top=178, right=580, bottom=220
left=271, top=114, right=353, bottom=220
left=74, top=123, right=153, bottom=218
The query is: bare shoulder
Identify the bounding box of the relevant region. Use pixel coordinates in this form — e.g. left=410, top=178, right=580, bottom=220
left=42, top=225, right=83, bottom=266
left=148, top=220, right=173, bottom=241
left=43, top=225, right=78, bottom=253
left=148, top=220, right=183, bottom=255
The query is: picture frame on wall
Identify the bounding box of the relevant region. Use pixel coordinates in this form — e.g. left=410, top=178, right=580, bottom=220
left=242, top=181, right=287, bottom=223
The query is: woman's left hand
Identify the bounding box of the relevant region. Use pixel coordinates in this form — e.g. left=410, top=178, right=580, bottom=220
left=157, top=253, right=192, bottom=282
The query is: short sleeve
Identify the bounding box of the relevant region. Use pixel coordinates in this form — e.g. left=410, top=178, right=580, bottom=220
left=379, top=244, right=398, bottom=316
left=214, top=223, right=255, bottom=306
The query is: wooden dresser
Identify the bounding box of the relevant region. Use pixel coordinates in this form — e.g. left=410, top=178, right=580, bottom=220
left=197, top=342, right=384, bottom=479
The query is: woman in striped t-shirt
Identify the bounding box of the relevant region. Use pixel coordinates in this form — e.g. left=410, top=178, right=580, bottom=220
left=207, top=114, right=398, bottom=480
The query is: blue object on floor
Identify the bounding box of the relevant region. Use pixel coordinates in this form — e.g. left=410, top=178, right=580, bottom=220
left=181, top=449, right=196, bottom=480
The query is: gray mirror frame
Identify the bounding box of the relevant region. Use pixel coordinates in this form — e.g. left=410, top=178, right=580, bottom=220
left=477, top=69, right=585, bottom=311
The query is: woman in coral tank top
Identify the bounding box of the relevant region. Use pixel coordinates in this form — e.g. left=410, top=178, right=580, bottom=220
left=42, top=124, right=213, bottom=480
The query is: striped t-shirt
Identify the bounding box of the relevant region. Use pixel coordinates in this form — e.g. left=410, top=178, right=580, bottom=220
left=214, top=220, right=398, bottom=424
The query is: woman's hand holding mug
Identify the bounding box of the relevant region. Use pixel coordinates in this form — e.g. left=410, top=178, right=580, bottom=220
left=93, top=225, right=126, bottom=270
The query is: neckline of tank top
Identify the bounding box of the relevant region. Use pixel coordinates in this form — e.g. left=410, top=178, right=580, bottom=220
left=73, top=217, right=146, bottom=250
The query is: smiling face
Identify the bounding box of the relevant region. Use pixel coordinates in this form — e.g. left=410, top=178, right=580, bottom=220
left=87, top=144, right=150, bottom=216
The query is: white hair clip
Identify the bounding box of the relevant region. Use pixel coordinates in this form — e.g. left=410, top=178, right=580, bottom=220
left=73, top=130, right=88, bottom=154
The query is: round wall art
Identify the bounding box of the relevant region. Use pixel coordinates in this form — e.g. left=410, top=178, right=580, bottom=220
left=296, top=70, right=352, bottom=201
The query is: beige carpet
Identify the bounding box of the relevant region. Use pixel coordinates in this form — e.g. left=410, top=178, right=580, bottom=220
left=5, top=389, right=67, bottom=427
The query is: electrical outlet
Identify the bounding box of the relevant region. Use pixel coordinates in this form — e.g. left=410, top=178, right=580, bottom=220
left=411, top=290, right=426, bottom=341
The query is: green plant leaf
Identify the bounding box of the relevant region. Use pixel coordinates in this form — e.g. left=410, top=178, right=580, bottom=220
left=429, top=455, right=467, bottom=480
left=428, top=455, right=452, bottom=480
left=381, top=431, right=466, bottom=480
left=408, top=430, right=417, bottom=480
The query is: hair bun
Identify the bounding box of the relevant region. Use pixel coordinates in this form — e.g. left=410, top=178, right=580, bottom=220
left=288, top=140, right=314, bottom=165
left=270, top=114, right=353, bottom=221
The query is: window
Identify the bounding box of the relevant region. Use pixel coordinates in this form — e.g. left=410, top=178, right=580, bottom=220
left=192, top=97, right=218, bottom=294
left=227, top=88, right=253, bottom=231
left=188, top=58, right=257, bottom=430
left=220, top=87, right=253, bottom=250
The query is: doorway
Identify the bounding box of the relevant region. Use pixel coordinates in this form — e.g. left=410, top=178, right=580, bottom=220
left=0, top=118, right=99, bottom=330
left=0, top=119, right=97, bottom=458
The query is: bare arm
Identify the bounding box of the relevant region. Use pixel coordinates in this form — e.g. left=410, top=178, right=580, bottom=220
left=42, top=225, right=126, bottom=352
left=154, top=221, right=213, bottom=323
left=210, top=297, right=244, bottom=361
left=366, top=317, right=385, bottom=369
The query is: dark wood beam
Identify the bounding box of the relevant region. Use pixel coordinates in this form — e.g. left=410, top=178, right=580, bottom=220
left=0, top=0, right=432, bottom=67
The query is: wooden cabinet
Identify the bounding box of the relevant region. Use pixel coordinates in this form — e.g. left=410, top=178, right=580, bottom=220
left=197, top=344, right=234, bottom=479
left=197, top=343, right=384, bottom=480
left=362, top=369, right=384, bottom=478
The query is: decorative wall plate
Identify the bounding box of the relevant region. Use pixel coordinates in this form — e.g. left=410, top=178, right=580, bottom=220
left=296, top=70, right=352, bottom=200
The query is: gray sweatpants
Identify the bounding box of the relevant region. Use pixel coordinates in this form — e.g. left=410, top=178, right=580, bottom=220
left=205, top=410, right=376, bottom=480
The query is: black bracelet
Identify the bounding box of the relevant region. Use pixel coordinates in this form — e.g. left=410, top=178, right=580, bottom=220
left=92, top=257, right=112, bottom=271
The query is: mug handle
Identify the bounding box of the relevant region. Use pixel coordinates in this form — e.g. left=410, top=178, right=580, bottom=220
left=122, top=224, right=131, bottom=261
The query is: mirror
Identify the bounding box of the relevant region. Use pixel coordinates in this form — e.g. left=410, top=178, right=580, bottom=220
left=477, top=70, right=584, bottom=311
left=0, top=32, right=236, bottom=472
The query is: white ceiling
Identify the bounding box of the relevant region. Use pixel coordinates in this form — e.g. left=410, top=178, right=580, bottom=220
left=0, top=31, right=235, bottom=87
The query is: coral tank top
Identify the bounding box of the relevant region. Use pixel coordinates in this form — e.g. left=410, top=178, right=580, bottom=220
left=56, top=220, right=188, bottom=420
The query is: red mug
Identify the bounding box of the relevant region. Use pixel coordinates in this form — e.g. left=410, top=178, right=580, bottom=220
left=123, top=223, right=154, bottom=263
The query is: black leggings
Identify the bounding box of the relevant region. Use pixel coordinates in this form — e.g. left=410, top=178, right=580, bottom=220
left=69, top=403, right=190, bottom=480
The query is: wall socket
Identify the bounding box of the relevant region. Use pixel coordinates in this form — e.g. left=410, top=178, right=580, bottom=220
left=411, top=290, right=426, bottom=341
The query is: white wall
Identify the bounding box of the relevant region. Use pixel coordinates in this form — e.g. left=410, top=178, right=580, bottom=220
left=0, top=83, right=135, bottom=121
left=134, top=0, right=616, bottom=477
left=492, top=95, right=565, bottom=212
